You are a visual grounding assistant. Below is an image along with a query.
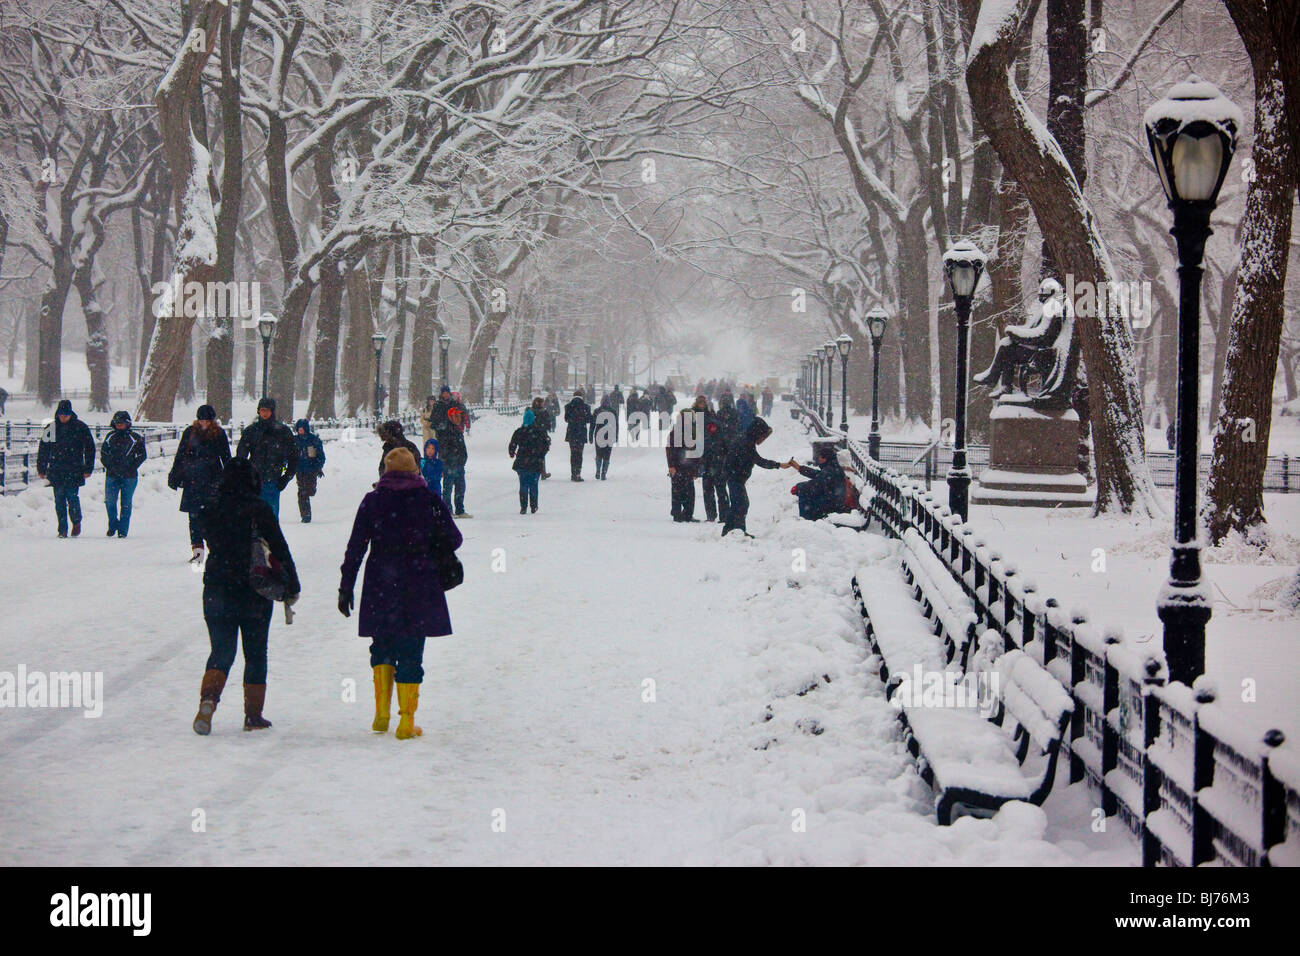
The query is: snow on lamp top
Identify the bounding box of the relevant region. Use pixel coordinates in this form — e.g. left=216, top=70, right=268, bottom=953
left=866, top=306, right=888, bottom=341
left=1143, top=75, right=1241, bottom=206
left=836, top=333, right=853, bottom=358
left=257, top=312, right=277, bottom=342
left=942, top=240, right=987, bottom=299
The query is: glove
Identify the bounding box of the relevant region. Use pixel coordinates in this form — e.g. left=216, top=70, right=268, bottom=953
left=284, top=592, right=299, bottom=607
left=338, top=588, right=354, bottom=617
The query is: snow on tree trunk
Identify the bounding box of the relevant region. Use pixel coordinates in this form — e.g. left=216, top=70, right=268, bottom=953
left=1203, top=0, right=1298, bottom=545
left=966, top=0, right=1161, bottom=515
left=136, top=1, right=225, bottom=423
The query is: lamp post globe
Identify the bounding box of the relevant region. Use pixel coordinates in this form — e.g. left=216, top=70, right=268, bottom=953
left=1144, top=76, right=1241, bottom=688
left=941, top=240, right=987, bottom=522
left=866, top=307, right=888, bottom=460
left=823, top=341, right=836, bottom=428
left=488, top=344, right=499, bottom=406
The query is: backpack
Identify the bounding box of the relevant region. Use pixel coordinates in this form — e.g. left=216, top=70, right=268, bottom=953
left=249, top=520, right=290, bottom=601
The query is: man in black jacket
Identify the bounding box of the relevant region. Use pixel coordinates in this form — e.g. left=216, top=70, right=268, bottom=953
left=788, top=445, right=847, bottom=521
left=721, top=417, right=789, bottom=537
left=37, top=399, right=96, bottom=537
left=100, top=410, right=148, bottom=537
left=564, top=390, right=592, bottom=481
left=665, top=401, right=705, bottom=522
left=235, top=397, right=298, bottom=518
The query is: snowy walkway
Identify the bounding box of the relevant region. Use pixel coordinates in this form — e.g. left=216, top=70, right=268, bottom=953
left=0, top=407, right=1133, bottom=864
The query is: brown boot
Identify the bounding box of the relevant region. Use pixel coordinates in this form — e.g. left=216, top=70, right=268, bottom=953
left=243, top=684, right=272, bottom=731
left=193, top=668, right=227, bottom=735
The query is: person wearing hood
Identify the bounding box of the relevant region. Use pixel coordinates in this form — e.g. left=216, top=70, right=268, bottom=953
left=508, top=408, right=551, bottom=513
left=100, top=410, right=148, bottom=538
left=529, top=397, right=554, bottom=479
left=235, top=397, right=298, bottom=517
left=721, top=417, right=791, bottom=537
left=421, top=437, right=443, bottom=491
left=36, top=399, right=96, bottom=538
left=192, top=458, right=300, bottom=735
left=293, top=418, right=326, bottom=523
left=788, top=445, right=847, bottom=521
left=564, top=389, right=593, bottom=481
left=338, top=447, right=462, bottom=739
left=376, top=419, right=419, bottom=477
left=169, top=404, right=232, bottom=561
left=591, top=394, right=618, bottom=480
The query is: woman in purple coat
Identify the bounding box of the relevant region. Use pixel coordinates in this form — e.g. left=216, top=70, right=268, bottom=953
left=338, top=447, right=462, bottom=739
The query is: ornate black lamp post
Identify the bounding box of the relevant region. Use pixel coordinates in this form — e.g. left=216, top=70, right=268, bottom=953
left=526, top=346, right=537, bottom=398
left=799, top=359, right=808, bottom=403
left=1144, top=76, right=1241, bottom=687
left=836, top=334, right=852, bottom=434
left=823, top=341, right=836, bottom=428
left=439, top=333, right=450, bottom=388
left=371, top=331, right=387, bottom=418
left=942, top=240, right=986, bottom=522
left=866, top=307, right=888, bottom=460
left=808, top=351, right=819, bottom=416
left=488, top=344, right=499, bottom=406
left=257, top=312, right=277, bottom=401
left=585, top=343, right=593, bottom=399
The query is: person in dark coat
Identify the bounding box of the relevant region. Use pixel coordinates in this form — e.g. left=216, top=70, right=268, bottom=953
left=439, top=406, right=470, bottom=516
left=0, top=386, right=8, bottom=415
left=736, top=393, right=756, bottom=434
left=509, top=408, right=551, bottom=513
left=529, top=397, right=554, bottom=479
left=36, top=399, right=96, bottom=538
left=544, top=391, right=561, bottom=433
left=591, top=394, right=618, bottom=480
left=665, top=401, right=705, bottom=522
left=788, top=445, right=847, bottom=521
left=236, top=398, right=298, bottom=517
left=376, top=419, right=420, bottom=477
left=192, top=458, right=300, bottom=735
left=700, top=398, right=730, bottom=523
left=423, top=386, right=465, bottom=445
left=564, top=390, right=592, bottom=481
left=169, top=404, right=232, bottom=561
left=762, top=386, right=775, bottom=416
left=293, top=418, right=326, bottom=522
left=721, top=417, right=789, bottom=537
left=100, top=410, right=148, bottom=538
left=338, top=447, right=462, bottom=739
left=625, top=388, right=642, bottom=440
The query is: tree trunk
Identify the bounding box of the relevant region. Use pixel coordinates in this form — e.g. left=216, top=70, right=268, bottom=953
left=1204, top=0, right=1299, bottom=544
left=387, top=238, right=409, bottom=415
left=1041, top=0, right=1087, bottom=277
left=37, top=251, right=74, bottom=406
left=343, top=265, right=377, bottom=416
left=967, top=0, right=1159, bottom=514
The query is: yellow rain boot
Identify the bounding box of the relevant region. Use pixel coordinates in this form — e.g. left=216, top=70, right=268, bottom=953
left=372, top=665, right=395, bottom=732
left=395, top=683, right=423, bottom=740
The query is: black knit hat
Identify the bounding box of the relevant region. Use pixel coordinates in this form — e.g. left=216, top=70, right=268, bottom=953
left=257, top=397, right=276, bottom=413
left=55, top=399, right=73, bottom=416
left=196, top=404, right=218, bottom=421
left=110, top=410, right=132, bottom=427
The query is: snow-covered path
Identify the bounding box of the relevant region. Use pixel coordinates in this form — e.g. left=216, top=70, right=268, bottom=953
left=0, top=405, right=1132, bottom=864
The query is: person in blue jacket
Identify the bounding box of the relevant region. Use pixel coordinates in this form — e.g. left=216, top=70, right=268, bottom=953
left=100, top=410, right=148, bottom=537
left=421, top=438, right=444, bottom=492
left=293, top=418, right=325, bottom=523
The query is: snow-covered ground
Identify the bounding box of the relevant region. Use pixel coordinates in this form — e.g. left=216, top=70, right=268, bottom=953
left=0, top=403, right=1134, bottom=865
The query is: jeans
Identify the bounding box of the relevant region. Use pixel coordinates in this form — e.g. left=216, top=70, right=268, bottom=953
left=670, top=472, right=696, bottom=520
left=722, top=477, right=749, bottom=533
left=442, top=464, right=466, bottom=513
left=203, top=583, right=273, bottom=683
left=594, top=447, right=611, bottom=479
left=701, top=471, right=729, bottom=521
left=104, top=475, right=139, bottom=536
left=517, top=470, right=540, bottom=511
left=52, top=484, right=83, bottom=535
left=258, top=482, right=281, bottom=517
left=370, top=633, right=427, bottom=684
left=188, top=511, right=205, bottom=548
left=296, top=472, right=318, bottom=520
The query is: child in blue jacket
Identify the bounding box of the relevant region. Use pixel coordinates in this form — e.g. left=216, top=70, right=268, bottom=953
left=421, top=438, right=444, bottom=494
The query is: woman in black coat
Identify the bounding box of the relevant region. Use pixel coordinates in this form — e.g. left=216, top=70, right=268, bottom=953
left=192, top=459, right=300, bottom=735
left=168, top=404, right=232, bottom=561
left=508, top=408, right=551, bottom=513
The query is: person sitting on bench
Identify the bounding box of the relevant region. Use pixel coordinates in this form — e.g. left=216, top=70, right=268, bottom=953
left=787, top=445, right=847, bottom=521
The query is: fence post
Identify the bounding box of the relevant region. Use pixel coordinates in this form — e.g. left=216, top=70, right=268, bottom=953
left=1190, top=683, right=1217, bottom=865
left=1262, top=728, right=1287, bottom=863
left=1101, top=634, right=1121, bottom=817
left=1068, top=617, right=1086, bottom=784
left=1141, top=659, right=1165, bottom=867
left=1283, top=455, right=1290, bottom=495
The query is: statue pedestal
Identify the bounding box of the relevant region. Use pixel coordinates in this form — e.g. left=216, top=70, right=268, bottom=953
left=971, top=399, right=1093, bottom=508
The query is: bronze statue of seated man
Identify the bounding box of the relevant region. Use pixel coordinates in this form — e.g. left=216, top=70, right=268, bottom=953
left=973, top=277, right=1078, bottom=408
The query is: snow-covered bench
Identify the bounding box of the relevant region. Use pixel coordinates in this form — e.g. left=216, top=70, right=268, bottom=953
left=901, top=649, right=1074, bottom=824
left=853, top=556, right=1074, bottom=825
left=900, top=529, right=979, bottom=669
